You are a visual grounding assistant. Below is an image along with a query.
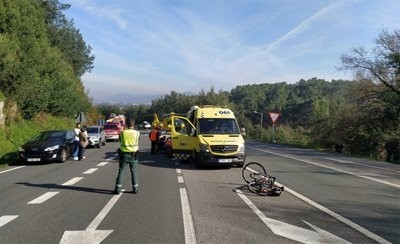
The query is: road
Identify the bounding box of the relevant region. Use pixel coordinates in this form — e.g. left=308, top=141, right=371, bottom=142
left=0, top=136, right=399, bottom=244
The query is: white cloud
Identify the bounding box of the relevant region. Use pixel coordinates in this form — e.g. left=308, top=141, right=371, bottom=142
left=71, top=0, right=127, bottom=30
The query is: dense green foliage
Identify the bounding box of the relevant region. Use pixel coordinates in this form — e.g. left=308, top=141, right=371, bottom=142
left=0, top=0, right=94, bottom=119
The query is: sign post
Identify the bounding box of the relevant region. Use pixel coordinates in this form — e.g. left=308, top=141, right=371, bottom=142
left=75, top=112, right=88, bottom=124
left=268, top=112, right=280, bottom=142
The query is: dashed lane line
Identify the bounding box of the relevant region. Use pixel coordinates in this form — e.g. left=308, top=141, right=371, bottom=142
left=0, top=215, right=18, bottom=228
left=27, top=192, right=59, bottom=204
left=97, top=162, right=109, bottom=166
left=178, top=175, right=185, bottom=183
left=176, top=168, right=182, bottom=174
left=250, top=146, right=400, bottom=189
left=62, top=177, right=84, bottom=186
left=180, top=188, right=197, bottom=244
left=83, top=168, right=98, bottom=174
left=0, top=166, right=26, bottom=174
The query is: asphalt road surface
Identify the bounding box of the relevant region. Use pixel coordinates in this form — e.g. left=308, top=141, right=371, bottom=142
left=1, top=136, right=399, bottom=244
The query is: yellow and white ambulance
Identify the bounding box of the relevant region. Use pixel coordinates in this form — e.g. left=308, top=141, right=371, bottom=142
left=157, top=105, right=246, bottom=167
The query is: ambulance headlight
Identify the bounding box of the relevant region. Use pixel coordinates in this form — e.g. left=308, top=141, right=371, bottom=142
left=199, top=143, right=210, bottom=153
left=238, top=143, right=245, bottom=153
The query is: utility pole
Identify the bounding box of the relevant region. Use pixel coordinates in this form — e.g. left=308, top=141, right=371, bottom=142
left=254, top=111, right=263, bottom=140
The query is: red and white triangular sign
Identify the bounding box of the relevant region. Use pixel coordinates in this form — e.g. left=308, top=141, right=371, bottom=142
left=269, top=112, right=280, bottom=124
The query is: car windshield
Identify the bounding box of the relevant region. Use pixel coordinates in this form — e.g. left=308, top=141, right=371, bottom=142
left=198, top=118, right=240, bottom=135
left=104, top=124, right=118, bottom=130
left=87, top=127, right=99, bottom=133
left=30, top=131, right=66, bottom=142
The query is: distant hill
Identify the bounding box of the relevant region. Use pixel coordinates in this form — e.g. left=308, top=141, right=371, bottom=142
left=93, top=91, right=196, bottom=104
left=94, top=93, right=163, bottom=104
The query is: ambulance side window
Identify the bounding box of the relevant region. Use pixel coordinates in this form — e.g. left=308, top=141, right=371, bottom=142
left=175, top=118, right=189, bottom=135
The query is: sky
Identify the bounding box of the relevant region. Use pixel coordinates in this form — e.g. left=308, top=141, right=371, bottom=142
left=61, top=0, right=400, bottom=103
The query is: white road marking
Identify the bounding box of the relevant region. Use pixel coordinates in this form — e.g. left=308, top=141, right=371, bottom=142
left=83, top=168, right=98, bottom=174
left=325, top=157, right=400, bottom=173
left=178, top=176, right=184, bottom=183
left=282, top=185, right=390, bottom=244
left=251, top=147, right=400, bottom=189
left=0, top=215, right=18, bottom=228
left=244, top=166, right=390, bottom=244
left=27, top=192, right=59, bottom=204
left=0, top=166, right=25, bottom=174
left=97, top=162, right=109, bottom=166
left=236, top=190, right=350, bottom=244
left=60, top=190, right=125, bottom=244
left=267, top=146, right=279, bottom=150
left=176, top=168, right=182, bottom=174
left=180, top=188, right=197, bottom=244
left=62, top=177, right=83, bottom=186
left=106, top=158, right=112, bottom=161
left=86, top=189, right=125, bottom=231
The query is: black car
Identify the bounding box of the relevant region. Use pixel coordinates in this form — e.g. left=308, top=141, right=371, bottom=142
left=18, top=130, right=75, bottom=163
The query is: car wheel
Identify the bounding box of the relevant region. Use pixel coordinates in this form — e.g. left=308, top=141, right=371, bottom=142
left=59, top=148, right=67, bottom=163
left=97, top=141, right=101, bottom=148
left=102, top=140, right=106, bottom=146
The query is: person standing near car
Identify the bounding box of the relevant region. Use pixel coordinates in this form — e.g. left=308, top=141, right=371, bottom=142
left=78, top=126, right=88, bottom=160
left=149, top=125, right=160, bottom=154
left=73, top=123, right=81, bottom=160
left=114, top=120, right=140, bottom=194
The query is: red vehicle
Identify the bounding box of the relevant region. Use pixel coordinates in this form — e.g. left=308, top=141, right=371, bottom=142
left=103, top=123, right=121, bottom=142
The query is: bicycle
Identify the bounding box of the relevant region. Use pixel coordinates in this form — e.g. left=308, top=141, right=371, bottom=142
left=242, top=162, right=284, bottom=196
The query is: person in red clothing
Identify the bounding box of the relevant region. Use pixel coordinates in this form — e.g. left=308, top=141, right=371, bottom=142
left=149, top=126, right=160, bottom=154
left=164, top=137, right=172, bottom=158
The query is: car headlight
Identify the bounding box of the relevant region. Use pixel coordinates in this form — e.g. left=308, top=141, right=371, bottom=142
left=18, top=147, right=25, bottom=152
left=199, top=143, right=210, bottom=152
left=44, top=145, right=60, bottom=151
left=238, top=143, right=245, bottom=153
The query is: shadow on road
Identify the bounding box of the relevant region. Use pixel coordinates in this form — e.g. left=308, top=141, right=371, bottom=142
left=16, top=182, right=114, bottom=195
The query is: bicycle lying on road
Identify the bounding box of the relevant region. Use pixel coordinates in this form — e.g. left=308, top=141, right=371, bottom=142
left=242, top=162, right=284, bottom=196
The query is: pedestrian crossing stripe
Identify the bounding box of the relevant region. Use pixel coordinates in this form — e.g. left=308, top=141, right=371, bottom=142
left=173, top=154, right=190, bottom=160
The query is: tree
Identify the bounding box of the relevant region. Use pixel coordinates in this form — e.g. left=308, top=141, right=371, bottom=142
left=340, top=29, right=400, bottom=106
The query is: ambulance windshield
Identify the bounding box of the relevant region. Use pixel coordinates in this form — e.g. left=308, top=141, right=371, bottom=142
left=198, top=118, right=240, bottom=135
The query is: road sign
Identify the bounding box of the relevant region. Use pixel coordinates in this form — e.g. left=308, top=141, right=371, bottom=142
left=75, top=112, right=88, bottom=123
left=269, top=112, right=280, bottom=124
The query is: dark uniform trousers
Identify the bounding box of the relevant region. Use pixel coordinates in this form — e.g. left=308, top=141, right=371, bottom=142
left=115, top=151, right=138, bottom=193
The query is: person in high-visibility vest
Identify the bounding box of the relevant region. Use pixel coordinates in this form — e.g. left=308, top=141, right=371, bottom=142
left=149, top=126, right=160, bottom=154
left=114, top=119, right=140, bottom=194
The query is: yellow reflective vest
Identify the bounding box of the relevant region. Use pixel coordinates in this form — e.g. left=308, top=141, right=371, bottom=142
left=119, top=129, right=140, bottom=152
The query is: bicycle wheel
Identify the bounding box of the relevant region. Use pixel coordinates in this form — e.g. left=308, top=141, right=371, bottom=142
left=242, top=162, right=267, bottom=184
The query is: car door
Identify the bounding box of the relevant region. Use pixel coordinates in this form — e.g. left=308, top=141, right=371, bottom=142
left=171, top=116, right=197, bottom=160
left=65, top=131, right=75, bottom=155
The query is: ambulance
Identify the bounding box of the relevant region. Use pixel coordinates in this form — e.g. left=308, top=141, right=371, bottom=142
left=155, top=105, right=246, bottom=167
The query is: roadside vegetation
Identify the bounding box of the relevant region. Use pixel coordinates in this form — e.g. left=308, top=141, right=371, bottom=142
left=0, top=0, right=96, bottom=166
